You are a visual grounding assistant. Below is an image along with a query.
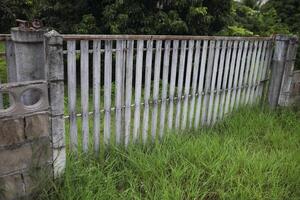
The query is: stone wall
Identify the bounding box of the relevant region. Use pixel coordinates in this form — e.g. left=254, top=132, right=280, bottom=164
left=0, top=81, right=52, bottom=200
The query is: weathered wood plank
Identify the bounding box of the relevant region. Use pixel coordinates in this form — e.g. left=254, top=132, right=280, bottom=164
left=167, top=40, right=179, bottom=129
left=189, top=40, right=201, bottom=128
left=80, top=40, right=89, bottom=152
left=93, top=40, right=101, bottom=153
left=201, top=40, right=216, bottom=125
left=115, top=40, right=124, bottom=145
left=207, top=40, right=221, bottom=125
left=258, top=41, right=272, bottom=98
left=175, top=40, right=187, bottom=128
left=124, top=40, right=134, bottom=147
left=181, top=40, right=194, bottom=129
left=212, top=40, right=227, bottom=123
left=151, top=40, right=162, bottom=141
left=133, top=40, right=144, bottom=142
left=194, top=40, right=208, bottom=128
left=159, top=40, right=170, bottom=138
left=224, top=40, right=238, bottom=116
left=104, top=40, right=112, bottom=146
left=67, top=40, right=77, bottom=152
left=229, top=41, right=244, bottom=111
left=142, top=40, right=153, bottom=143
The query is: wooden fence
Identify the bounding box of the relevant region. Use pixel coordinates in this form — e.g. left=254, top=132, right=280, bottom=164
left=61, top=35, right=273, bottom=152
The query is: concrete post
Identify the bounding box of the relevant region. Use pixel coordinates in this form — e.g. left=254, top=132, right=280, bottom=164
left=278, top=36, right=298, bottom=106
left=268, top=35, right=290, bottom=108
left=10, top=28, right=47, bottom=104
left=44, top=30, right=66, bottom=177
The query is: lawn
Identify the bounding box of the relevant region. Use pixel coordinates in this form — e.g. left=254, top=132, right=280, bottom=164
left=36, top=106, right=300, bottom=200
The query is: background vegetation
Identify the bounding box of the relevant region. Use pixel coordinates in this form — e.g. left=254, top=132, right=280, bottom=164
left=0, top=0, right=299, bottom=69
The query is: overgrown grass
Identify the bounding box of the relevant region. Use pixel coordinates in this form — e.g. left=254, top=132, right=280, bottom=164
left=37, top=106, right=300, bottom=200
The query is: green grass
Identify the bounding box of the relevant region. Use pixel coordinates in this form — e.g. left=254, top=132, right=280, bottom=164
left=36, top=106, right=300, bottom=200
left=0, top=42, right=7, bottom=83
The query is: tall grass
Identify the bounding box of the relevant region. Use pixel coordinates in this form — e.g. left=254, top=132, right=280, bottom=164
left=35, top=106, right=300, bottom=200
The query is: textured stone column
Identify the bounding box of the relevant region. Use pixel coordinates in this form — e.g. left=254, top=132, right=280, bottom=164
left=10, top=28, right=47, bottom=104
left=268, top=35, right=290, bottom=108
left=44, top=30, right=66, bottom=177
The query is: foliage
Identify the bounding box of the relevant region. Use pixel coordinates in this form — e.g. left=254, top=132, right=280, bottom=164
left=37, top=107, right=300, bottom=200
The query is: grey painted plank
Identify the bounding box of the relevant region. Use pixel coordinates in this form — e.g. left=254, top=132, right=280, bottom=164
left=254, top=41, right=267, bottom=101
left=189, top=40, right=201, bottom=128
left=224, top=40, right=238, bottom=116
left=249, top=41, right=263, bottom=103
left=142, top=40, right=153, bottom=143
left=80, top=40, right=89, bottom=152
left=67, top=41, right=77, bottom=152
left=151, top=40, right=162, bottom=141
left=175, top=40, right=187, bottom=129
left=104, top=40, right=112, bottom=146
left=207, top=40, right=221, bottom=125
left=115, top=40, right=124, bottom=145
left=167, top=40, right=179, bottom=129
left=245, top=41, right=259, bottom=104
left=229, top=41, right=244, bottom=111
left=93, top=40, right=101, bottom=153
left=241, top=41, right=254, bottom=105
left=212, top=40, right=227, bottom=123
left=133, top=40, right=144, bottom=142
left=258, top=41, right=272, bottom=98
left=181, top=40, right=194, bottom=129
left=219, top=41, right=233, bottom=119
left=201, top=40, right=216, bottom=125
left=194, top=40, right=208, bottom=128
left=159, top=40, right=171, bottom=138
left=124, top=40, right=134, bottom=147
left=235, top=41, right=249, bottom=109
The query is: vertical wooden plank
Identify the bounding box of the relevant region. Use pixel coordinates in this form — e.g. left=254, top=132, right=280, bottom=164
left=151, top=40, right=162, bottom=141
left=254, top=41, right=267, bottom=100
left=175, top=40, right=187, bottom=129
left=142, top=40, right=153, bottom=143
left=245, top=41, right=259, bottom=104
left=207, top=40, right=221, bottom=125
left=133, top=40, right=144, bottom=142
left=93, top=40, right=101, bottom=153
left=181, top=40, right=194, bottom=129
left=194, top=40, right=208, bottom=128
left=219, top=41, right=233, bottom=119
left=115, top=40, right=124, bottom=145
left=159, top=40, right=171, bottom=138
left=189, top=40, right=201, bottom=128
left=258, top=41, right=272, bottom=98
left=201, top=40, right=216, bottom=125
left=167, top=40, right=179, bottom=129
left=241, top=41, right=254, bottom=105
left=67, top=41, right=77, bottom=152
left=235, top=41, right=249, bottom=109
left=124, top=40, right=134, bottom=147
left=212, top=40, right=227, bottom=124
left=224, top=40, right=238, bottom=116
left=249, top=41, right=263, bottom=103
left=80, top=40, right=89, bottom=152
left=104, top=40, right=112, bottom=146
left=229, top=41, right=244, bottom=111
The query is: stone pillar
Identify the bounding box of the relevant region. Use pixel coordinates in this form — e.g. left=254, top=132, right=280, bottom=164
left=278, top=36, right=298, bottom=106
left=44, top=30, right=66, bottom=177
left=10, top=28, right=47, bottom=104
left=268, top=35, right=290, bottom=108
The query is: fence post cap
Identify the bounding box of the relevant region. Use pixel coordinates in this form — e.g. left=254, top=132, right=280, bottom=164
left=11, top=27, right=47, bottom=42
left=44, top=30, right=63, bottom=45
